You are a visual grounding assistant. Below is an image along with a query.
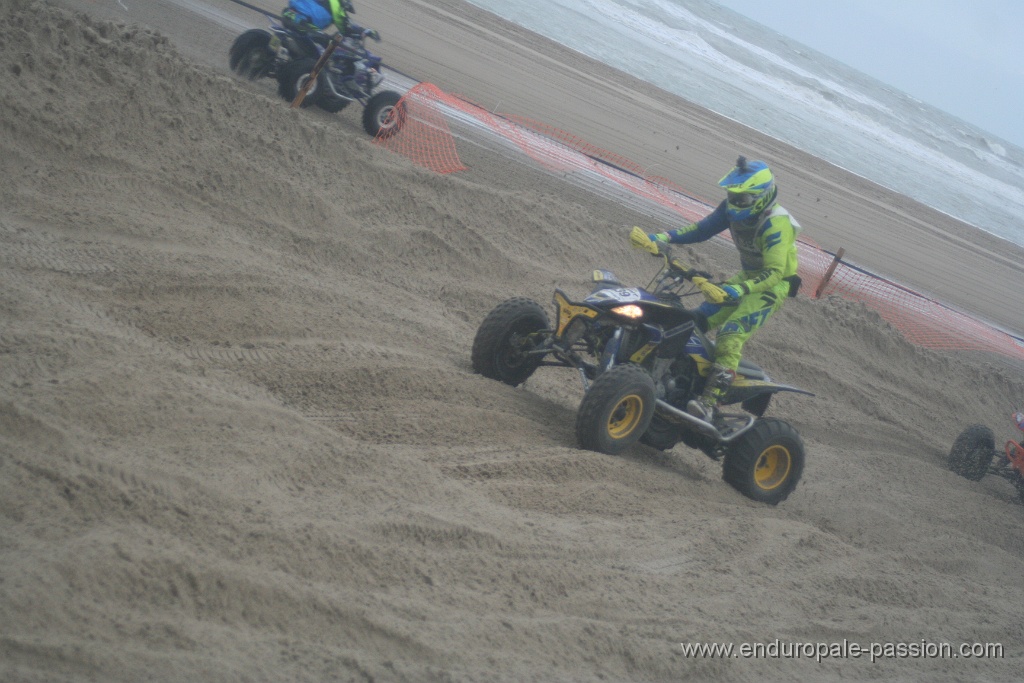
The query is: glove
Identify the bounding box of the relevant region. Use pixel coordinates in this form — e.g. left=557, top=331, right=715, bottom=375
left=694, top=278, right=727, bottom=304
left=693, top=278, right=744, bottom=305
left=720, top=284, right=744, bottom=301
left=650, top=233, right=670, bottom=243
left=364, top=28, right=381, bottom=41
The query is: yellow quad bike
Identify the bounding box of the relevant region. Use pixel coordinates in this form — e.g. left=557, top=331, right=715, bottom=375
left=471, top=228, right=814, bottom=505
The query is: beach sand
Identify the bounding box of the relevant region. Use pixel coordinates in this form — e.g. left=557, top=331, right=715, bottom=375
left=2, top=0, right=1024, bottom=680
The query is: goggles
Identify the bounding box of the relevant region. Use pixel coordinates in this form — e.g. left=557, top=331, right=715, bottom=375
left=727, top=192, right=757, bottom=208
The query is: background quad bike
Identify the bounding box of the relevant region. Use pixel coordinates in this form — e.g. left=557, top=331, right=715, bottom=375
left=229, top=26, right=406, bottom=139
left=948, top=416, right=1024, bottom=502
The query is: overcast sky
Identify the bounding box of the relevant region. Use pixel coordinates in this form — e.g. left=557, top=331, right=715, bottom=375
left=712, top=0, right=1024, bottom=149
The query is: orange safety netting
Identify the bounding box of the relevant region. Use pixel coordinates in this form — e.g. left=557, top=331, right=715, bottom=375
left=809, top=253, right=1024, bottom=358
left=372, top=83, right=466, bottom=174
left=374, top=83, right=1024, bottom=363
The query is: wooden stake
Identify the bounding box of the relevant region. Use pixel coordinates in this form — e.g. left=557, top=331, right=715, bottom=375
left=292, top=34, right=341, bottom=109
left=814, top=247, right=845, bottom=299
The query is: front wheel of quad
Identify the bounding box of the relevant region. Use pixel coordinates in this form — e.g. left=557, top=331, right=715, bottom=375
left=277, top=58, right=322, bottom=107
left=722, top=418, right=805, bottom=505
left=947, top=424, right=995, bottom=481
left=363, top=90, right=406, bottom=138
left=471, top=298, right=550, bottom=387
left=576, top=364, right=656, bottom=455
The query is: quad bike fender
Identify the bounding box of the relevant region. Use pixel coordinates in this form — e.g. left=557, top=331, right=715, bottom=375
left=726, top=378, right=814, bottom=406
left=282, top=33, right=322, bottom=60
left=552, top=289, right=599, bottom=339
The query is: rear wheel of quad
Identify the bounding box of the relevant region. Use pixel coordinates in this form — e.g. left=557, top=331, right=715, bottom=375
left=576, top=364, right=656, bottom=455
left=229, top=30, right=275, bottom=79
left=363, top=90, right=406, bottom=138
left=722, top=418, right=804, bottom=505
left=471, top=298, right=550, bottom=387
left=947, top=424, right=995, bottom=481
left=640, top=415, right=680, bottom=451
left=277, top=58, right=322, bottom=107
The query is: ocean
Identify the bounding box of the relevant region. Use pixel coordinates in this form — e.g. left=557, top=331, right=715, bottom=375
left=464, top=0, right=1024, bottom=250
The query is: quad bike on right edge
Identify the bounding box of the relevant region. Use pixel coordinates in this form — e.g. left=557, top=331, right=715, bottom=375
left=471, top=227, right=814, bottom=505
left=948, top=409, right=1024, bottom=502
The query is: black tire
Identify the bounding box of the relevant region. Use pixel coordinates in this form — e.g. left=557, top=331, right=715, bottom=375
left=277, top=58, right=322, bottom=107
left=363, top=90, right=406, bottom=138
left=947, top=424, right=995, bottom=481
left=722, top=417, right=805, bottom=505
left=640, top=415, right=680, bottom=451
left=229, top=30, right=274, bottom=79
left=471, top=298, right=550, bottom=386
left=741, top=392, right=771, bottom=417
left=576, top=364, right=656, bottom=455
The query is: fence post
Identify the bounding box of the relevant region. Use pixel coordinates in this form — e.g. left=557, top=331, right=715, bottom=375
left=292, top=34, right=341, bottom=109
left=815, top=247, right=845, bottom=299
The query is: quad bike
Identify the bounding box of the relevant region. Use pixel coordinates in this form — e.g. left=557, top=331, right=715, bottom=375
left=229, top=17, right=406, bottom=138
left=470, top=227, right=814, bottom=505
left=948, top=409, right=1024, bottom=502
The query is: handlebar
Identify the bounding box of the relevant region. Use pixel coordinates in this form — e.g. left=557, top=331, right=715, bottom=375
left=629, top=226, right=730, bottom=304
left=628, top=226, right=709, bottom=279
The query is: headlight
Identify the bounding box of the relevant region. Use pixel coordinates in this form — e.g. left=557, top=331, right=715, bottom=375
left=611, top=304, right=643, bottom=319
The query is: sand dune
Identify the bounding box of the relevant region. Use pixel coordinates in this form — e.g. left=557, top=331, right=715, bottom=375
left=2, top=1, right=1024, bottom=681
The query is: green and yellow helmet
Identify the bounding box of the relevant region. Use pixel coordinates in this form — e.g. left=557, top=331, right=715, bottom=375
left=718, top=156, right=777, bottom=223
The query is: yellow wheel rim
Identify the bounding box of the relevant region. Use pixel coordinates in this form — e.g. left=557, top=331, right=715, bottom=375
left=607, top=394, right=644, bottom=439
left=754, top=445, right=792, bottom=490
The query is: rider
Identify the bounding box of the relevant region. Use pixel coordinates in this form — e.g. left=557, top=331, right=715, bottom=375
left=281, top=0, right=380, bottom=50
left=643, top=156, right=801, bottom=421
left=282, top=0, right=354, bottom=35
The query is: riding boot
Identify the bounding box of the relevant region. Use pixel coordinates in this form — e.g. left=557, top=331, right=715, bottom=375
left=687, top=363, right=735, bottom=422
